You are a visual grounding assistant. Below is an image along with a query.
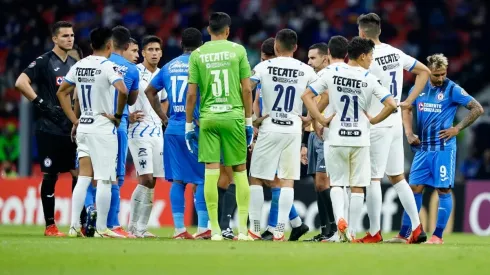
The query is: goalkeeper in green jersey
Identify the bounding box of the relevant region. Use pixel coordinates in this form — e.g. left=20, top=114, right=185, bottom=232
left=185, top=12, right=254, bottom=241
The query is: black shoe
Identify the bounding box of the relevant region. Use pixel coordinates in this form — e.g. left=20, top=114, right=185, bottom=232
left=288, top=223, right=309, bottom=241
left=303, top=233, right=328, bottom=242
left=222, top=228, right=235, bottom=240
left=261, top=230, right=273, bottom=241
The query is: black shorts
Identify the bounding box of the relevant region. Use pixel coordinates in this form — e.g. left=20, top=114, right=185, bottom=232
left=36, top=131, right=76, bottom=174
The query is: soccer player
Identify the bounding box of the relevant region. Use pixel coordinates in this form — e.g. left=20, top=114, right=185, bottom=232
left=57, top=26, right=129, bottom=237
left=107, top=26, right=140, bottom=237
left=304, top=38, right=349, bottom=242
left=302, top=37, right=397, bottom=242
left=15, top=21, right=78, bottom=237
left=217, top=166, right=238, bottom=240
left=249, top=29, right=317, bottom=241
left=356, top=13, right=431, bottom=243
left=395, top=54, right=483, bottom=244
left=145, top=29, right=206, bottom=239
left=126, top=35, right=165, bottom=238
left=248, top=37, right=309, bottom=241
left=124, top=38, right=140, bottom=64
left=185, top=12, right=253, bottom=241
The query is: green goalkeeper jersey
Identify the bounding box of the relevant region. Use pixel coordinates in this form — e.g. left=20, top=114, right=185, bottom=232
left=188, top=40, right=251, bottom=120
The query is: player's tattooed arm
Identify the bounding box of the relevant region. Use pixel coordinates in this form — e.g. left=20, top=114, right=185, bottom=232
left=145, top=85, right=168, bottom=125
left=456, top=99, right=484, bottom=131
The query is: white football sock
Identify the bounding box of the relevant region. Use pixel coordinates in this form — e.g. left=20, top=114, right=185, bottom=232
left=138, top=186, right=154, bottom=232
left=95, top=180, right=111, bottom=232
left=394, top=179, right=421, bottom=230
left=275, top=187, right=293, bottom=238
left=366, top=180, right=382, bottom=236
left=248, top=185, right=264, bottom=233
left=343, top=187, right=350, bottom=223
left=349, top=193, right=365, bottom=235
left=130, top=184, right=147, bottom=230
left=330, top=187, right=345, bottom=224
left=70, top=176, right=92, bottom=228
left=290, top=216, right=302, bottom=228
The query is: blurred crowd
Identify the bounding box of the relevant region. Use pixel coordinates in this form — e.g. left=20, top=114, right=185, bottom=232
left=0, top=0, right=489, bottom=179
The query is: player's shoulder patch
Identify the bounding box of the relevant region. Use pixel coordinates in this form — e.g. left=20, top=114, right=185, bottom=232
left=28, top=61, right=36, bottom=68
left=460, top=88, right=469, bottom=96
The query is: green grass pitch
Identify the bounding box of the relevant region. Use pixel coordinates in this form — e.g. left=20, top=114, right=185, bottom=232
left=0, top=226, right=489, bottom=275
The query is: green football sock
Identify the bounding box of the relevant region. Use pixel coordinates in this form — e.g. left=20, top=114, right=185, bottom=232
left=233, top=170, right=250, bottom=234
left=204, top=168, right=221, bottom=235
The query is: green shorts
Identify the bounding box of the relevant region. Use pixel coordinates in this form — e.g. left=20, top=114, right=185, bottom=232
left=198, top=118, right=247, bottom=166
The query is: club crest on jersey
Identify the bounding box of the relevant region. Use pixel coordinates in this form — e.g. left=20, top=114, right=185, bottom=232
left=437, top=92, right=444, bottom=101
left=56, top=76, right=63, bottom=86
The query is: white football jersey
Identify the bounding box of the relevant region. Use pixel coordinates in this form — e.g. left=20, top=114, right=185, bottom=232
left=368, top=43, right=417, bottom=127
left=128, top=64, right=168, bottom=138
left=251, top=57, right=317, bottom=134
left=309, top=63, right=391, bottom=147
left=65, top=55, right=123, bottom=135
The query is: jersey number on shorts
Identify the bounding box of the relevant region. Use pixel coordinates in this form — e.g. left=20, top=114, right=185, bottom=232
left=272, top=84, right=295, bottom=112
left=170, top=75, right=188, bottom=106
left=80, top=84, right=92, bottom=110
left=340, top=95, right=359, bottom=122
left=389, top=71, right=397, bottom=97
left=211, top=69, right=230, bottom=97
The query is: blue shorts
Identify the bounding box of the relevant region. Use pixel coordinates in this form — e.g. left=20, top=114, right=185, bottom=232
left=116, top=117, right=129, bottom=177
left=409, top=148, right=456, bottom=189
left=164, top=133, right=204, bottom=184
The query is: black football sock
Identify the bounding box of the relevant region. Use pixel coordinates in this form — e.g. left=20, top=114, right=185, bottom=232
left=220, top=184, right=237, bottom=230
left=320, top=188, right=336, bottom=233
left=317, top=192, right=328, bottom=236
left=41, top=173, right=58, bottom=227
left=217, top=187, right=227, bottom=227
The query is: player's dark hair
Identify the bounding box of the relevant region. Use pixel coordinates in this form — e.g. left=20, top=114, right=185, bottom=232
left=275, top=29, right=297, bottom=52
left=328, top=36, right=348, bottom=59
left=72, top=44, right=83, bottom=59
left=208, top=12, right=231, bottom=34
left=51, top=21, right=73, bottom=36
left=347, top=36, right=375, bottom=60
left=142, top=35, right=162, bottom=49
left=112, top=25, right=131, bottom=50
left=357, top=13, right=381, bottom=38
left=90, top=27, right=113, bottom=51
left=182, top=28, right=203, bottom=51
left=309, top=43, right=329, bottom=55
left=129, top=37, right=138, bottom=45
left=261, top=38, right=275, bottom=56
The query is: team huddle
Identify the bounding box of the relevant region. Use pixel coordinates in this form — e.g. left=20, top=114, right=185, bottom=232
left=20, top=12, right=483, bottom=243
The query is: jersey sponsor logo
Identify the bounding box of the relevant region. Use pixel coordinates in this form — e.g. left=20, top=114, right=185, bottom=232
left=338, top=129, right=362, bottom=137
left=267, top=67, right=304, bottom=78
left=56, top=76, right=63, bottom=86
left=199, top=51, right=235, bottom=63
left=375, top=53, right=401, bottom=71
left=75, top=68, right=101, bottom=76
left=79, top=117, right=94, bottom=124
left=54, top=67, right=60, bottom=71
left=168, top=60, right=189, bottom=73
left=273, top=76, right=298, bottom=84
left=271, top=118, right=293, bottom=126
left=419, top=93, right=426, bottom=97
left=418, top=102, right=442, bottom=113
left=138, top=148, right=148, bottom=157
left=333, top=75, right=366, bottom=94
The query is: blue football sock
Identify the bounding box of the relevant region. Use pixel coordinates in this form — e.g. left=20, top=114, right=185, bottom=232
left=289, top=205, right=299, bottom=221
left=117, top=177, right=124, bottom=188
left=268, top=187, right=280, bottom=228
left=170, top=182, right=185, bottom=230
left=84, top=184, right=96, bottom=210
left=107, top=184, right=120, bottom=228
left=195, top=184, right=209, bottom=229
left=400, top=192, right=422, bottom=238
left=433, top=193, right=452, bottom=238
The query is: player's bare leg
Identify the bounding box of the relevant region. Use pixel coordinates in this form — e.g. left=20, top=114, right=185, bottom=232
left=69, top=157, right=94, bottom=237
left=129, top=173, right=158, bottom=238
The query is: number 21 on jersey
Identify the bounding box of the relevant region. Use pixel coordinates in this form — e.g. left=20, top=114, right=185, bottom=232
left=340, top=95, right=359, bottom=122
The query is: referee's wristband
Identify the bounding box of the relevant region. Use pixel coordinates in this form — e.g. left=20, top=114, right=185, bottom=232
left=114, top=113, right=123, bottom=119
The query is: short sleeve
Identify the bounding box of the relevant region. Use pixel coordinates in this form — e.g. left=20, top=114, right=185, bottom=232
left=308, top=70, right=329, bottom=95
left=188, top=51, right=199, bottom=84
left=128, top=66, right=140, bottom=92
left=370, top=75, right=391, bottom=102
left=451, top=84, right=473, bottom=107
left=250, top=62, right=264, bottom=83
left=102, top=61, right=123, bottom=85
left=307, top=67, right=318, bottom=86
left=401, top=51, right=417, bottom=72
left=150, top=69, right=165, bottom=91
left=23, top=56, right=45, bottom=82
left=64, top=63, right=77, bottom=85
left=160, top=88, right=168, bottom=102
left=239, top=47, right=251, bottom=79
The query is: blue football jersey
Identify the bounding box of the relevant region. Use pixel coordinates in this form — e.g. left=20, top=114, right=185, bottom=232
left=410, top=78, right=473, bottom=151
left=150, top=53, right=200, bottom=135
left=109, top=53, right=140, bottom=118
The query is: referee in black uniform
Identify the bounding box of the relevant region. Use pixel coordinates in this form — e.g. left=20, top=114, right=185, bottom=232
left=15, top=21, right=80, bottom=237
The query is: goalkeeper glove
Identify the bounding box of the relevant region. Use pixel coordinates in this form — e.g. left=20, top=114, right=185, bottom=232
left=185, top=122, right=199, bottom=154
left=245, top=117, right=253, bottom=147
left=33, top=96, right=65, bottom=124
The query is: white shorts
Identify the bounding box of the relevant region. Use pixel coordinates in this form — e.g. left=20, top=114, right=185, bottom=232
left=128, top=136, right=164, bottom=177
left=250, top=132, right=302, bottom=181
left=77, top=133, right=117, bottom=181
left=370, top=123, right=404, bottom=178
left=326, top=146, right=370, bottom=187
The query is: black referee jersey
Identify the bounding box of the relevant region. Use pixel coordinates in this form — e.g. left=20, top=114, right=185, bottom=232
left=23, top=51, right=77, bottom=136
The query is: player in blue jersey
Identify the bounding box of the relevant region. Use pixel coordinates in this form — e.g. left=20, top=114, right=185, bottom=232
left=247, top=37, right=309, bottom=241
left=145, top=28, right=209, bottom=239
left=104, top=26, right=140, bottom=238
left=393, top=54, right=483, bottom=244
